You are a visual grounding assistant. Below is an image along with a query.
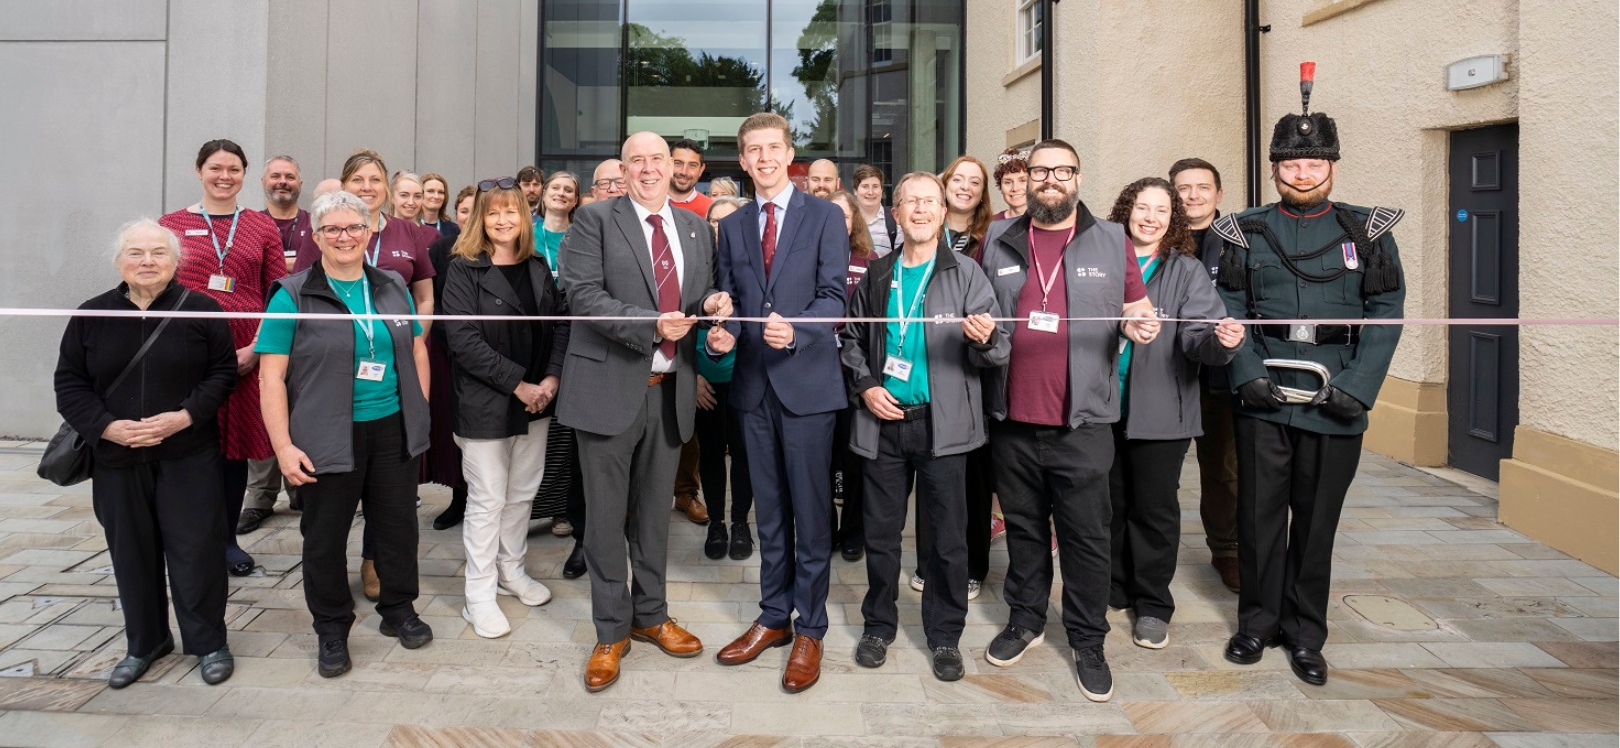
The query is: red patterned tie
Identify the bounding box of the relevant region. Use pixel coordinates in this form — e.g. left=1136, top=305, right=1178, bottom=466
left=761, top=202, right=778, bottom=276
left=647, top=214, right=680, bottom=361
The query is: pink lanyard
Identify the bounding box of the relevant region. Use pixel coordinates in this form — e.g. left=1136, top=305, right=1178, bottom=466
left=1027, top=224, right=1076, bottom=311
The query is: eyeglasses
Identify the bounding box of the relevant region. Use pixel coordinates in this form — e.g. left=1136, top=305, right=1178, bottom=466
left=593, top=178, right=627, bottom=189
left=1028, top=166, right=1079, bottom=182
left=477, top=177, right=518, bottom=191
left=317, top=224, right=367, bottom=239
left=895, top=196, right=943, bottom=209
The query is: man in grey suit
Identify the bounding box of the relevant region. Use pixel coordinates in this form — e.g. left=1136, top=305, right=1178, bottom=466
left=558, top=131, right=733, bottom=693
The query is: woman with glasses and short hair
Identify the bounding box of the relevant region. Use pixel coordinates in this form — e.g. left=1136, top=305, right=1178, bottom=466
left=158, top=138, right=288, bottom=579
left=257, top=190, right=436, bottom=678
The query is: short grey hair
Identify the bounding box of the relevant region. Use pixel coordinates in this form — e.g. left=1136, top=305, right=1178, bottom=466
left=266, top=154, right=300, bottom=170
left=311, top=190, right=370, bottom=228
left=111, top=218, right=180, bottom=268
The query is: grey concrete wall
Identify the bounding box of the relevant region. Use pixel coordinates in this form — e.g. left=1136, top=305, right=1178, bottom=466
left=0, top=14, right=170, bottom=437
left=264, top=0, right=542, bottom=205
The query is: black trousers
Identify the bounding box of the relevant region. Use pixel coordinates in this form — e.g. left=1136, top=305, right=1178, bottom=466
left=222, top=458, right=251, bottom=566
left=565, top=437, right=586, bottom=542
left=93, top=448, right=228, bottom=656
left=831, top=405, right=864, bottom=543
left=695, top=381, right=754, bottom=525
left=1107, top=421, right=1191, bottom=621
left=299, top=413, right=422, bottom=637
left=1233, top=415, right=1361, bottom=650
left=991, top=419, right=1113, bottom=650
left=915, top=444, right=992, bottom=581
left=1195, top=389, right=1240, bottom=557
left=860, top=414, right=969, bottom=648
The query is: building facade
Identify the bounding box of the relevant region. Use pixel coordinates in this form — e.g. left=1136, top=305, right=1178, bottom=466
left=964, top=0, right=1618, bottom=571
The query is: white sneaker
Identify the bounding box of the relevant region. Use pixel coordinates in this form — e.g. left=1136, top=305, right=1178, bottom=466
left=462, top=601, right=511, bottom=639
left=497, top=575, right=553, bottom=607
left=967, top=579, right=982, bottom=601
left=909, top=573, right=925, bottom=592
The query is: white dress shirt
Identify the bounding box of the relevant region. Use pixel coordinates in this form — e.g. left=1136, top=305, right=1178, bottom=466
left=756, top=183, right=795, bottom=248
left=865, top=205, right=894, bottom=258
left=631, top=199, right=685, bottom=373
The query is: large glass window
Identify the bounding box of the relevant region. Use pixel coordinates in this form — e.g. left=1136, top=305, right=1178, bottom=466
left=539, top=0, right=964, bottom=194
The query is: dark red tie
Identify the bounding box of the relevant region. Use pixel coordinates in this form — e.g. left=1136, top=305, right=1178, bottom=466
left=761, top=202, right=778, bottom=276
left=647, top=214, right=680, bottom=361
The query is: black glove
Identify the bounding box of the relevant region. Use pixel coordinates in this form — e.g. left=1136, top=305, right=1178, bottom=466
left=1311, top=385, right=1366, bottom=420
left=1236, top=378, right=1284, bottom=412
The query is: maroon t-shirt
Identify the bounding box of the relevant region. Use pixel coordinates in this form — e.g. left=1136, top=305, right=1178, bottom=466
left=267, top=209, right=312, bottom=265
left=292, top=216, right=436, bottom=286
left=1005, top=226, right=1147, bottom=426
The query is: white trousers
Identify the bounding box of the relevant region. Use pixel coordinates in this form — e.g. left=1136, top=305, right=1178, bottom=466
left=456, top=418, right=550, bottom=602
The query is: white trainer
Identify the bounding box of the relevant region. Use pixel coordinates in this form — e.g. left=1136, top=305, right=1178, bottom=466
left=463, top=601, right=511, bottom=639
left=497, top=575, right=553, bottom=607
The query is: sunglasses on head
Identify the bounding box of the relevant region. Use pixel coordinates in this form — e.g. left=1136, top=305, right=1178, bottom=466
left=477, top=177, right=518, bottom=192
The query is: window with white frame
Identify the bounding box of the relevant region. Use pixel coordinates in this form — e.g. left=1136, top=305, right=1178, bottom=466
left=1017, top=0, right=1043, bottom=65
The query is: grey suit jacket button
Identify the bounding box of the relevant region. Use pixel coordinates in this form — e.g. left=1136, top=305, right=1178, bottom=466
left=764, top=302, right=772, bottom=310
left=495, top=299, right=503, bottom=305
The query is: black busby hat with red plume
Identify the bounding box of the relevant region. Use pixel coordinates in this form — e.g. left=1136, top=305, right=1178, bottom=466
left=1270, top=62, right=1340, bottom=162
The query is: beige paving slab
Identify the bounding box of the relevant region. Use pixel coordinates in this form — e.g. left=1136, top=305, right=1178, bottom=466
left=0, top=710, right=131, bottom=748
left=239, top=718, right=394, bottom=748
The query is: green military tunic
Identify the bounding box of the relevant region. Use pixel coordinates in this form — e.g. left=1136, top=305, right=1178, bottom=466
left=1213, top=201, right=1405, bottom=436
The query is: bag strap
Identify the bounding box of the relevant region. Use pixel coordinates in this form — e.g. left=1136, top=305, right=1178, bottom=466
left=104, top=289, right=192, bottom=397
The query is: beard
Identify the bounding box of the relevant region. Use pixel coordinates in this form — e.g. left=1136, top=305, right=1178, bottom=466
left=1276, top=175, right=1334, bottom=209
left=1026, top=186, right=1078, bottom=225
left=267, top=186, right=299, bottom=207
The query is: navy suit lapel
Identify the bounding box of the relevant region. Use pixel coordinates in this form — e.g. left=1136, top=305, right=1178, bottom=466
left=765, top=189, right=809, bottom=295
left=738, top=200, right=766, bottom=291
left=612, top=197, right=659, bottom=302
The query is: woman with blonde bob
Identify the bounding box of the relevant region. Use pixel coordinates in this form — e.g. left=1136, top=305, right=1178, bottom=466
left=440, top=178, right=571, bottom=638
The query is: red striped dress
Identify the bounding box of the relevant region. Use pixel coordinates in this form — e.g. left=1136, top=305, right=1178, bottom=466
left=159, top=207, right=288, bottom=461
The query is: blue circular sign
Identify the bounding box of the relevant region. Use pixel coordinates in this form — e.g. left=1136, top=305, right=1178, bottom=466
left=1456, top=209, right=1468, bottom=222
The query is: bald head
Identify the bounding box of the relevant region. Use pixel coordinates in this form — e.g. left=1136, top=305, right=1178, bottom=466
left=620, top=132, right=672, bottom=210
left=312, top=178, right=343, bottom=200
left=592, top=159, right=626, bottom=199
left=807, top=159, right=840, bottom=199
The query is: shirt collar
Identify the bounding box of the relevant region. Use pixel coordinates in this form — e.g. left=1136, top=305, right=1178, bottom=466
left=630, top=198, right=675, bottom=227
left=756, top=183, right=795, bottom=214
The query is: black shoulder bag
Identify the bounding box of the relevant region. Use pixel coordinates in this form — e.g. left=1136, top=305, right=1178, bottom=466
left=38, top=290, right=191, bottom=486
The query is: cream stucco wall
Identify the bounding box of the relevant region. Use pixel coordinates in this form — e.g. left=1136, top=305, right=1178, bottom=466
left=964, top=0, right=1041, bottom=213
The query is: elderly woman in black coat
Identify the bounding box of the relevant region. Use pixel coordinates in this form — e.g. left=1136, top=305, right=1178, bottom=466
left=55, top=219, right=239, bottom=688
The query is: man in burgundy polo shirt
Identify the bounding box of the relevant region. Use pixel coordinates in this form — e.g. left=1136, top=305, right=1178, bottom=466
left=976, top=139, right=1159, bottom=703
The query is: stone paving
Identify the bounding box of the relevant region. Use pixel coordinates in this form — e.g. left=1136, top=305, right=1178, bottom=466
left=0, top=444, right=1613, bottom=748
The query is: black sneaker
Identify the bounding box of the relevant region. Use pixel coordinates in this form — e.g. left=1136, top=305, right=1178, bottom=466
left=931, top=646, right=964, bottom=681
left=840, top=534, right=864, bottom=562
left=729, top=522, right=754, bottom=561
left=854, top=635, right=890, bottom=668
left=379, top=616, right=434, bottom=649
left=317, top=636, right=351, bottom=678
left=704, top=522, right=729, bottom=560
left=1074, top=645, right=1113, bottom=702
left=985, top=624, right=1044, bottom=667
left=235, top=508, right=271, bottom=534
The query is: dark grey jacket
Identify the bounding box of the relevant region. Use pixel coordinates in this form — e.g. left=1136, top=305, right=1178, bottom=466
left=1121, top=252, right=1239, bottom=440
left=442, top=253, right=570, bottom=439
left=980, top=207, right=1129, bottom=427
left=272, top=263, right=430, bottom=474
left=839, top=243, right=1009, bottom=458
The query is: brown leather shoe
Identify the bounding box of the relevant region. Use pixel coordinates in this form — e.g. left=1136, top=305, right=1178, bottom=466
left=360, top=559, right=380, bottom=602
left=674, top=494, right=709, bottom=524
left=630, top=618, right=703, bottom=658
left=1212, top=557, right=1241, bottom=594
left=584, top=637, right=631, bottom=693
left=716, top=622, right=793, bottom=665
left=782, top=635, right=823, bottom=693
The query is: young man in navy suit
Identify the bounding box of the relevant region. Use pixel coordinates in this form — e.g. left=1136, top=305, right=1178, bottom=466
left=706, top=112, right=850, bottom=693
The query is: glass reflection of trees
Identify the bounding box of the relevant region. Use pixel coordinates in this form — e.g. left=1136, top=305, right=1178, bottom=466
left=791, top=0, right=839, bottom=152
left=626, top=23, right=795, bottom=128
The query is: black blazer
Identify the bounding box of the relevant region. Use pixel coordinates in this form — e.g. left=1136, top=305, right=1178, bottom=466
left=54, top=281, right=237, bottom=468
left=441, top=252, right=570, bottom=438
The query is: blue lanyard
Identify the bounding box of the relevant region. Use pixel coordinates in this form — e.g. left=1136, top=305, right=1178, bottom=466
left=893, top=254, right=936, bottom=346
left=351, top=277, right=377, bottom=359
left=201, top=205, right=242, bottom=270
left=366, top=217, right=384, bottom=267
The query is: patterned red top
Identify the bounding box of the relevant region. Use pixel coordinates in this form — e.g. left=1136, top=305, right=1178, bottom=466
left=159, top=207, right=288, bottom=460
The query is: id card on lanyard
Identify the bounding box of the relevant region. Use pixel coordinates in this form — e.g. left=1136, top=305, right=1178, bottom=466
left=1026, top=224, right=1076, bottom=333
left=202, top=205, right=242, bottom=293
left=884, top=255, right=935, bottom=382
left=352, top=279, right=387, bottom=382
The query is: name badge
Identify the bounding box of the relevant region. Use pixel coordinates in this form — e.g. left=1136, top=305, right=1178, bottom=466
left=207, top=274, right=236, bottom=293
left=185, top=229, right=209, bottom=237
left=882, top=355, right=913, bottom=382
left=997, top=266, right=1021, bottom=277
left=1027, top=311, right=1060, bottom=333
left=357, top=360, right=388, bottom=382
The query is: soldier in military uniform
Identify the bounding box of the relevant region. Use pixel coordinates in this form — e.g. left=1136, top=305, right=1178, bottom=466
left=1212, top=63, right=1404, bottom=686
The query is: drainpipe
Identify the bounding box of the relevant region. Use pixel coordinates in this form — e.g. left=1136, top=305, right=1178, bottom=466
left=1243, top=0, right=1270, bottom=206
left=1040, top=0, right=1057, bottom=140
